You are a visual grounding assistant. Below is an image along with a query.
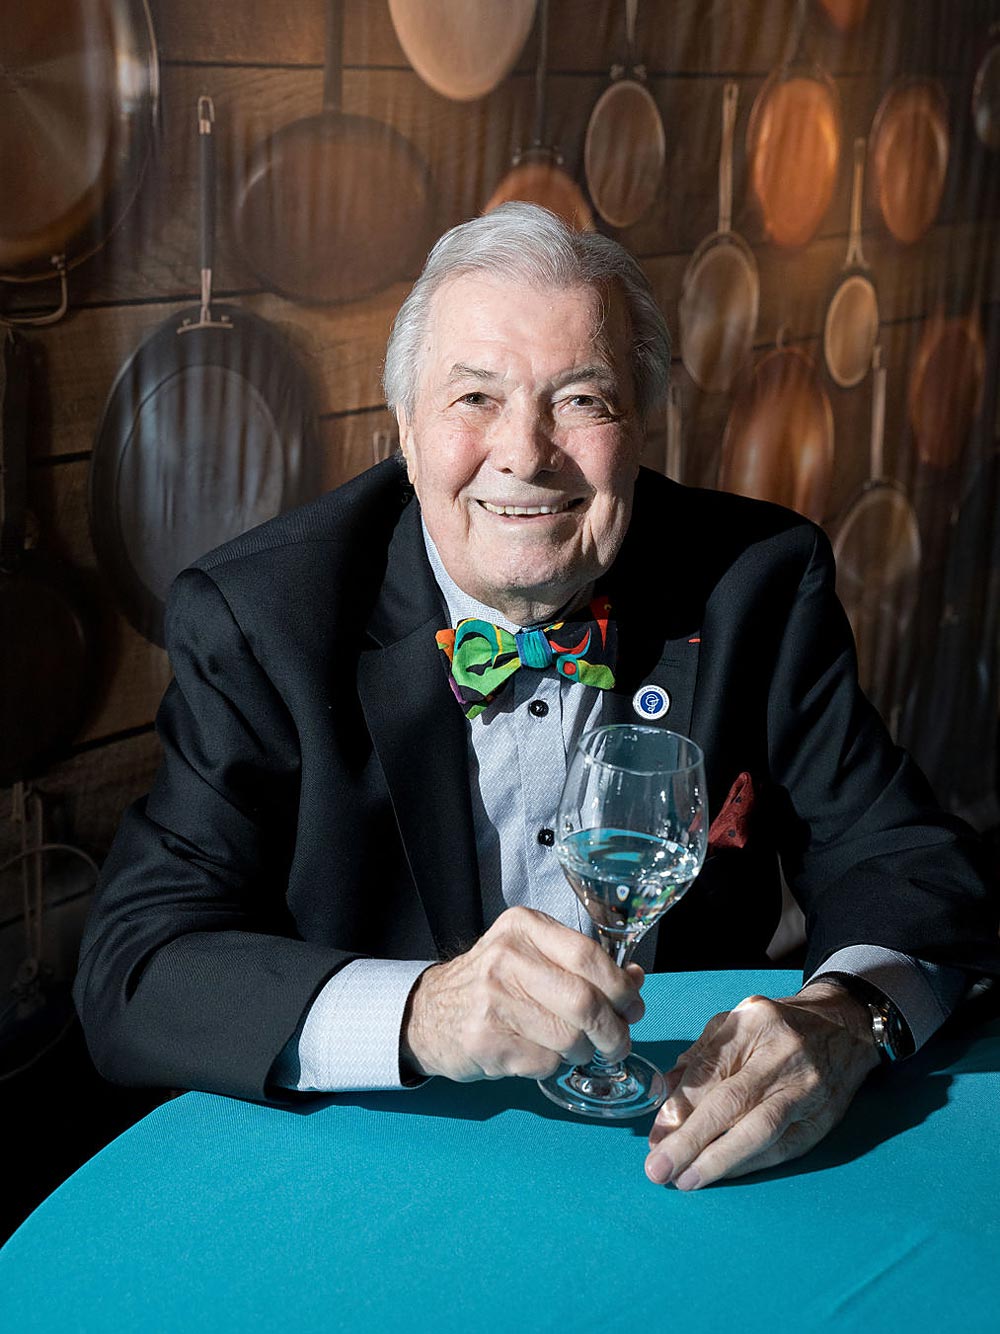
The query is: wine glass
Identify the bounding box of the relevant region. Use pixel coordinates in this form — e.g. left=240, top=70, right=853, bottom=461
left=537, top=724, right=708, bottom=1119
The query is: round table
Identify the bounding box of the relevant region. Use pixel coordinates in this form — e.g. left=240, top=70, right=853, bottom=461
left=2, top=970, right=998, bottom=1332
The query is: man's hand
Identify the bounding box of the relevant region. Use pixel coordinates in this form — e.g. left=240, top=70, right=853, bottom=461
left=400, top=906, right=645, bottom=1082
left=644, top=980, right=882, bottom=1190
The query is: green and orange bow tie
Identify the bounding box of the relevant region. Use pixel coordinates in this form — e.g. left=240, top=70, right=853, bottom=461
left=435, top=595, right=617, bottom=720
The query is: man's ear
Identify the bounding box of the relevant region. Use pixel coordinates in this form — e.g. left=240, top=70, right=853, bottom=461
left=397, top=408, right=417, bottom=486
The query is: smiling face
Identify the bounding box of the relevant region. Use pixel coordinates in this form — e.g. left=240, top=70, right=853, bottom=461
left=397, top=274, right=642, bottom=625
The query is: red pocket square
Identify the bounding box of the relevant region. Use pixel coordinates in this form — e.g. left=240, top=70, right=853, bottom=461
left=708, top=771, right=755, bottom=850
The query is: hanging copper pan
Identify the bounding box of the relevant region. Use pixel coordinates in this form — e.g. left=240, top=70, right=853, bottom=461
left=972, top=22, right=1000, bottom=151
left=815, top=0, right=870, bottom=32
left=869, top=79, right=949, bottom=245
left=907, top=304, right=985, bottom=469
left=822, top=138, right=879, bottom=388
left=746, top=29, right=841, bottom=248
left=387, top=0, right=536, bottom=102
left=0, top=0, right=159, bottom=324
left=234, top=0, right=435, bottom=305
left=484, top=0, right=593, bottom=230
left=679, top=82, right=759, bottom=394
left=719, top=335, right=834, bottom=522
left=832, top=347, right=920, bottom=704
left=583, top=0, right=665, bottom=229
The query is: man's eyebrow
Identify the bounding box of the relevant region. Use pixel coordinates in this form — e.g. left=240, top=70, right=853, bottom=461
left=550, top=365, right=619, bottom=392
left=445, top=363, right=503, bottom=384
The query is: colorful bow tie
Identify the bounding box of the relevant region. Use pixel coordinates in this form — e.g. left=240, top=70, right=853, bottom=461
left=435, top=596, right=617, bottom=720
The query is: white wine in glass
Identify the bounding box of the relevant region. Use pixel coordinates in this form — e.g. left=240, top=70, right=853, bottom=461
left=537, top=724, right=708, bottom=1119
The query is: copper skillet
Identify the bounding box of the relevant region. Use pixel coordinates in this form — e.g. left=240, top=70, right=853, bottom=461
left=583, top=0, right=665, bottom=229
left=746, top=12, right=841, bottom=249
left=679, top=82, right=759, bottom=395
left=869, top=78, right=949, bottom=245
left=907, top=303, right=985, bottom=470
left=823, top=138, right=879, bottom=389
left=387, top=0, right=536, bottom=102
left=718, top=331, right=834, bottom=523
left=234, top=0, right=435, bottom=305
left=484, top=0, right=593, bottom=230
left=815, top=0, right=870, bottom=32
left=832, top=347, right=920, bottom=703
left=0, top=0, right=159, bottom=325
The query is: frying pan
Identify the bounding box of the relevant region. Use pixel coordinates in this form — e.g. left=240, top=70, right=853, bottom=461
left=387, top=0, right=536, bottom=102
left=1, top=331, right=97, bottom=784
left=718, top=333, right=834, bottom=522
left=747, top=14, right=841, bottom=249
left=815, top=0, right=870, bottom=32
left=823, top=137, right=879, bottom=389
left=0, top=0, right=159, bottom=325
left=583, top=0, right=665, bottom=229
left=832, top=348, right=920, bottom=704
left=972, top=22, right=1000, bottom=151
left=483, top=0, right=594, bottom=231
left=234, top=0, right=435, bottom=305
left=907, top=304, right=985, bottom=469
left=679, top=82, right=759, bottom=394
left=90, top=98, right=321, bottom=648
left=869, top=79, right=949, bottom=245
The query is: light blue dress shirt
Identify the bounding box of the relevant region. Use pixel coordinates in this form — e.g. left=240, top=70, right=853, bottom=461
left=272, top=528, right=967, bottom=1091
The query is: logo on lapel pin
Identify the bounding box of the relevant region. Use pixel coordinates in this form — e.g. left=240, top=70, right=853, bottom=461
left=632, top=685, right=670, bottom=720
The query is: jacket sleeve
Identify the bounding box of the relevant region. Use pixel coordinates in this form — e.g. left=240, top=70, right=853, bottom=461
left=765, top=527, right=1000, bottom=980
left=73, top=567, right=361, bottom=1102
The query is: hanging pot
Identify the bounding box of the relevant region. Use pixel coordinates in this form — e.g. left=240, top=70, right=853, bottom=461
left=815, top=0, right=870, bottom=32
left=0, top=0, right=159, bottom=325
left=719, top=334, right=834, bottom=522
left=822, top=138, right=879, bottom=389
left=583, top=0, right=665, bottom=229
left=387, top=0, right=536, bottom=102
left=679, top=82, right=759, bottom=394
left=484, top=0, right=593, bottom=230
left=907, top=304, right=985, bottom=469
left=234, top=0, right=435, bottom=305
left=90, top=99, right=322, bottom=647
left=746, top=8, right=841, bottom=250
left=832, top=347, right=921, bottom=704
left=869, top=78, right=949, bottom=245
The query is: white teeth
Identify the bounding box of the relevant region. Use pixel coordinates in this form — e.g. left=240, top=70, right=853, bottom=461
left=481, top=501, right=571, bottom=516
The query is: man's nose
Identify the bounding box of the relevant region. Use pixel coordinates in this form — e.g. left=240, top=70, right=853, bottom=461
left=489, top=409, right=563, bottom=479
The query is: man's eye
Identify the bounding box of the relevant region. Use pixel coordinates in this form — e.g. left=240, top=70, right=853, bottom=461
left=458, top=391, right=488, bottom=406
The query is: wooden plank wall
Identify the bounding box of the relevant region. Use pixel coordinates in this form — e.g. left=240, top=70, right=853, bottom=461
left=2, top=0, right=999, bottom=953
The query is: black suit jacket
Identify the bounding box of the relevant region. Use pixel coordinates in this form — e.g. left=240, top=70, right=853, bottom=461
left=74, top=464, right=1000, bottom=1100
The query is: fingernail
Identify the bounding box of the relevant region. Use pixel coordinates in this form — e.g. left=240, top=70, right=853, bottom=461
left=674, top=1167, right=701, bottom=1192
left=645, top=1153, right=673, bottom=1185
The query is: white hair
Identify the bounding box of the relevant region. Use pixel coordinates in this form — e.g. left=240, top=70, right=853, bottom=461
left=382, top=203, right=671, bottom=423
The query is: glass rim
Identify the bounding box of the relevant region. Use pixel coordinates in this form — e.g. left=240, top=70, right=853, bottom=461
left=577, top=724, right=705, bottom=777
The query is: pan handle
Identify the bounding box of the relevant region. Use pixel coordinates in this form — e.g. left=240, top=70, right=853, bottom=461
left=531, top=0, right=550, bottom=148
left=719, top=82, right=738, bottom=236
left=845, top=137, right=867, bottom=267
left=0, top=330, right=29, bottom=571
left=324, top=0, right=344, bottom=114
left=0, top=258, right=69, bottom=328
left=869, top=345, right=886, bottom=481
left=665, top=381, right=683, bottom=482
left=181, top=97, right=229, bottom=334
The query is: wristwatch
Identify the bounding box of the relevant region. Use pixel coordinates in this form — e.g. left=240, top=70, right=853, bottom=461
left=815, top=972, right=914, bottom=1063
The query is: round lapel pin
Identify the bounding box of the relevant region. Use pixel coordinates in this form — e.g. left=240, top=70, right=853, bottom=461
left=632, top=685, right=670, bottom=720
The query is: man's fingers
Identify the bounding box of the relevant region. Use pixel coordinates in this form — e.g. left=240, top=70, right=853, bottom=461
left=510, top=908, right=643, bottom=1016
left=645, top=1067, right=767, bottom=1185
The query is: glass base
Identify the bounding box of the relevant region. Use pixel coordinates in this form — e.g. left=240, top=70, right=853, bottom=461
left=537, top=1053, right=667, bottom=1120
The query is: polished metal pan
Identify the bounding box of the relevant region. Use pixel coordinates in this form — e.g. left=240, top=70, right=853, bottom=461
left=869, top=78, right=949, bottom=246
left=0, top=0, right=159, bottom=325
left=90, top=99, right=321, bottom=647
left=387, top=0, right=536, bottom=102
left=972, top=22, right=1000, bottom=151
left=584, top=0, right=665, bottom=229
left=823, top=138, right=879, bottom=389
left=679, top=82, right=759, bottom=394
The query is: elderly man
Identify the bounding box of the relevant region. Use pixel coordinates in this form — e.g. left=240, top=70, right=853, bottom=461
left=76, top=204, right=999, bottom=1191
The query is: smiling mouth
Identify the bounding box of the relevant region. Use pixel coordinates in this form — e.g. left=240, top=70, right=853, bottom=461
left=478, top=499, right=582, bottom=517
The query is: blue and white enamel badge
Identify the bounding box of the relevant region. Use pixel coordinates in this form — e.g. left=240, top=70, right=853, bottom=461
left=632, top=685, right=670, bottom=720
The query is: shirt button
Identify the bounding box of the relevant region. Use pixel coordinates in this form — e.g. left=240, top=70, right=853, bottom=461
left=529, top=699, right=549, bottom=718
left=537, top=828, right=555, bottom=846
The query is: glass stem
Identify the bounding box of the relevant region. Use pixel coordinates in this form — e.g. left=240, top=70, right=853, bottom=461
left=588, top=933, right=641, bottom=1070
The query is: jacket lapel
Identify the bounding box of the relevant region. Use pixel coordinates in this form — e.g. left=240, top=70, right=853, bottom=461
left=357, top=498, right=484, bottom=956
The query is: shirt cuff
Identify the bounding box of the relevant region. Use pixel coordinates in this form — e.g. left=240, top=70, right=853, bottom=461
left=805, top=945, right=968, bottom=1053
left=270, top=958, right=435, bottom=1092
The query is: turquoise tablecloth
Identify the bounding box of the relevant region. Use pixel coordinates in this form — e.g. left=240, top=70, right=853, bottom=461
left=2, top=970, right=998, bottom=1333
